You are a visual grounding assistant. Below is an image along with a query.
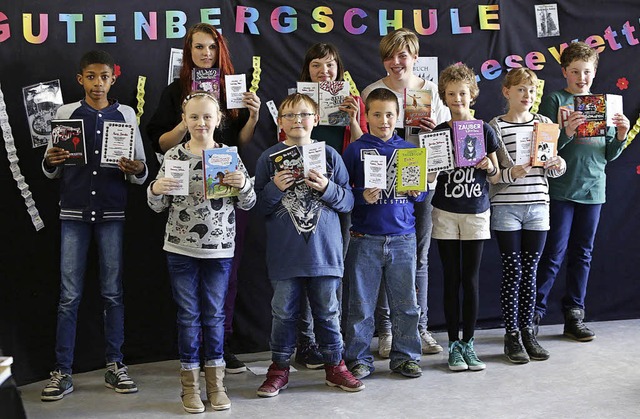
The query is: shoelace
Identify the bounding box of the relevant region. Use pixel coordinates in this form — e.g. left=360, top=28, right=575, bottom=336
left=114, top=368, right=133, bottom=383
left=464, top=345, right=481, bottom=362
left=46, top=371, right=64, bottom=388
left=451, top=345, right=465, bottom=363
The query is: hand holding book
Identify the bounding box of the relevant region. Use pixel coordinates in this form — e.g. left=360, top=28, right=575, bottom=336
left=304, top=169, right=328, bottom=193
left=45, top=147, right=70, bottom=167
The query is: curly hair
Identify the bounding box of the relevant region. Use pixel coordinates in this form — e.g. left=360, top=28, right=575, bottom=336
left=438, top=63, right=479, bottom=106
left=559, top=41, right=599, bottom=70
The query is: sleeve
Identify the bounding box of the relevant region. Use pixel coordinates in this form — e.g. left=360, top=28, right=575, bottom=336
left=147, top=83, right=181, bottom=154
left=319, top=151, right=354, bottom=213
left=121, top=105, right=148, bottom=185
left=253, top=151, right=285, bottom=216
left=357, top=96, right=368, bottom=134
left=605, top=126, right=626, bottom=161
left=146, top=157, right=171, bottom=213
left=42, top=105, right=71, bottom=179
left=341, top=144, right=366, bottom=206
left=235, top=156, right=256, bottom=210
left=539, top=92, right=574, bottom=149
left=488, top=117, right=515, bottom=185
left=431, top=88, right=451, bottom=125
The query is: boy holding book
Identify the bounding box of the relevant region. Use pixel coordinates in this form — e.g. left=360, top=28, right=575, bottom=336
left=253, top=93, right=362, bottom=397
left=534, top=41, right=629, bottom=341
left=342, top=88, right=425, bottom=379
left=41, top=50, right=147, bottom=401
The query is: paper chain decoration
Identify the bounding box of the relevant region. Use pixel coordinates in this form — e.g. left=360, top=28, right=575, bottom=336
left=136, top=76, right=146, bottom=125
left=250, top=56, right=261, bottom=93
left=624, top=113, right=639, bottom=148
left=0, top=83, right=45, bottom=231
left=530, top=78, right=545, bottom=114
left=343, top=71, right=360, bottom=97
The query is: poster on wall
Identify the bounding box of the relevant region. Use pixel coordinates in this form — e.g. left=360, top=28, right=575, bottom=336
left=21, top=80, right=64, bottom=148
left=413, top=57, right=439, bottom=84
left=168, top=48, right=183, bottom=85
left=535, top=4, right=560, bottom=37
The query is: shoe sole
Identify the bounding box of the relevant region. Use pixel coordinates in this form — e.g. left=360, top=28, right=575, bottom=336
left=304, top=363, right=324, bottom=370
left=105, top=383, right=139, bottom=393
left=183, top=405, right=205, bottom=414
left=257, top=384, right=288, bottom=398
left=422, top=347, right=444, bottom=355
left=468, top=364, right=486, bottom=371
left=325, top=380, right=365, bottom=392
left=211, top=402, right=231, bottom=410
left=41, top=386, right=74, bottom=401
left=393, top=371, right=422, bottom=378
left=563, top=332, right=596, bottom=342
left=225, top=366, right=247, bottom=374
left=529, top=354, right=550, bottom=361
left=505, top=354, right=530, bottom=364
left=448, top=364, right=468, bottom=372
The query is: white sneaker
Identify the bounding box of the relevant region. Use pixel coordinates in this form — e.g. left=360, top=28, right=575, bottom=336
left=420, top=330, right=443, bottom=354
left=378, top=333, right=392, bottom=358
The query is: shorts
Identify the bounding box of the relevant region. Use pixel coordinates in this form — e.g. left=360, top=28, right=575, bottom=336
left=431, top=207, right=491, bottom=240
left=491, top=203, right=550, bottom=231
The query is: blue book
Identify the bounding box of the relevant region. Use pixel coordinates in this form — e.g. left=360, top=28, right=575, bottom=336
left=202, top=146, right=239, bottom=199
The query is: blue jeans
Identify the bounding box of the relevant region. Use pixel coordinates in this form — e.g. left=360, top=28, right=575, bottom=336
left=270, top=277, right=342, bottom=366
left=535, top=200, right=602, bottom=317
left=166, top=252, right=231, bottom=369
left=376, top=194, right=433, bottom=333
left=343, top=233, right=421, bottom=370
left=55, top=220, right=125, bottom=374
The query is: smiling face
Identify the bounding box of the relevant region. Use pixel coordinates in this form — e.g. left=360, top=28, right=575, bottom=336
left=77, top=63, right=115, bottom=109
left=278, top=100, right=319, bottom=144
left=190, top=31, right=218, bottom=69
left=182, top=96, right=221, bottom=144
left=308, top=55, right=338, bottom=82
left=383, top=48, right=417, bottom=82
left=366, top=99, right=398, bottom=141
left=561, top=59, right=596, bottom=95
left=444, top=81, right=473, bottom=120
left=503, top=83, right=536, bottom=114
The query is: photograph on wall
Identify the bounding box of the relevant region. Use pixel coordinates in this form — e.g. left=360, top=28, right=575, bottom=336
left=535, top=4, right=560, bottom=37
left=22, top=80, right=64, bottom=148
left=168, top=48, right=183, bottom=85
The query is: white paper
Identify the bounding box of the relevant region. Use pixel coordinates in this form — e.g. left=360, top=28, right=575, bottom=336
left=606, top=94, right=623, bottom=126
left=535, top=4, right=560, bottom=38
left=413, top=57, right=439, bottom=84
left=168, top=48, right=183, bottom=85
left=225, top=74, right=247, bottom=109
left=164, top=159, right=190, bottom=195
left=101, top=121, right=135, bottom=167
left=515, top=131, right=533, bottom=166
left=296, top=82, right=319, bottom=103
left=419, top=130, right=454, bottom=173
left=301, top=141, right=326, bottom=176
left=364, top=154, right=387, bottom=189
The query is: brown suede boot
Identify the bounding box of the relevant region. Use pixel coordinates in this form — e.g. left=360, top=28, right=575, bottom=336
left=204, top=366, right=231, bottom=410
left=180, top=368, right=205, bottom=414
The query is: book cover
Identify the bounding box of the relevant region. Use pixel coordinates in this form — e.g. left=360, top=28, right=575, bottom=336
left=50, top=119, right=86, bottom=166
left=203, top=147, right=239, bottom=199
left=301, top=141, right=326, bottom=176
left=318, top=81, right=350, bottom=126
left=404, top=88, right=432, bottom=127
left=164, top=159, right=190, bottom=196
left=531, top=122, right=559, bottom=167
left=574, top=94, right=606, bottom=137
left=269, top=145, right=304, bottom=189
left=396, top=148, right=428, bottom=192
left=363, top=154, right=387, bottom=189
left=419, top=129, right=454, bottom=173
left=452, top=120, right=486, bottom=167
left=296, top=82, right=319, bottom=103
left=191, top=68, right=220, bottom=99
left=101, top=121, right=135, bottom=168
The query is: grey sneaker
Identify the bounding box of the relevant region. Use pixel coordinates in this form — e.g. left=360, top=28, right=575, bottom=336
left=105, top=362, right=138, bottom=393
left=461, top=338, right=486, bottom=371
left=392, top=360, right=422, bottom=378
left=378, top=333, right=392, bottom=358
left=420, top=330, right=443, bottom=354
left=41, top=370, right=74, bottom=401
left=448, top=341, right=468, bottom=372
left=350, top=363, right=372, bottom=379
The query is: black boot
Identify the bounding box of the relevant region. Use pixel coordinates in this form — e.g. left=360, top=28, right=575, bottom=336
left=521, top=327, right=550, bottom=360
left=563, top=307, right=596, bottom=342
left=223, top=343, right=247, bottom=374
left=504, top=331, right=530, bottom=364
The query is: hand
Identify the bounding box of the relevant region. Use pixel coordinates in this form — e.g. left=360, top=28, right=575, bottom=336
left=304, top=169, right=328, bottom=193
left=339, top=96, right=359, bottom=121
left=474, top=156, right=494, bottom=172
left=273, top=169, right=295, bottom=191
left=418, top=116, right=437, bottom=132
left=45, top=147, right=69, bottom=167
left=407, top=190, right=421, bottom=197
left=612, top=112, right=630, bottom=141
left=243, top=92, right=261, bottom=121
left=511, top=164, right=531, bottom=179
left=151, top=177, right=182, bottom=195
left=118, top=158, right=144, bottom=175
left=222, top=170, right=246, bottom=189
left=363, top=187, right=381, bottom=204
left=565, top=110, right=586, bottom=137
left=544, top=156, right=565, bottom=171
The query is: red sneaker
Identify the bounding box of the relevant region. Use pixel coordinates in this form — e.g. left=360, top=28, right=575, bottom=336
left=325, top=360, right=365, bottom=392
left=257, top=363, right=289, bottom=397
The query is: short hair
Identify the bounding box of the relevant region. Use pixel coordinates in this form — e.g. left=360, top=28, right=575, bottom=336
left=379, top=28, right=420, bottom=61
left=438, top=63, right=480, bottom=105
left=560, top=41, right=599, bottom=70
left=278, top=93, right=318, bottom=116
left=502, top=67, right=539, bottom=89
left=299, top=43, right=345, bottom=82
left=365, top=88, right=399, bottom=114
left=79, top=50, right=114, bottom=74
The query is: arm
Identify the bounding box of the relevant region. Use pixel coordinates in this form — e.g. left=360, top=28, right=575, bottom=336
left=146, top=159, right=173, bottom=213
left=539, top=92, right=577, bottom=150
left=237, top=92, right=261, bottom=147
left=605, top=113, right=630, bottom=161
left=232, top=157, right=257, bottom=210
left=147, top=83, right=186, bottom=154
left=342, top=95, right=367, bottom=143
left=316, top=153, right=354, bottom=213
left=253, top=153, right=287, bottom=216
left=121, top=107, right=148, bottom=184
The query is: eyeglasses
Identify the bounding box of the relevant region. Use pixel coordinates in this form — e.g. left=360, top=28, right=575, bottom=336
left=280, top=112, right=315, bottom=121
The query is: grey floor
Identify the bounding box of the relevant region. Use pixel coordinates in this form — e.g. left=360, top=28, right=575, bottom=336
left=19, top=319, right=640, bottom=419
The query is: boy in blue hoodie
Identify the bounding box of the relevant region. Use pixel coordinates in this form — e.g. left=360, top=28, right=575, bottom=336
left=342, top=88, right=425, bottom=379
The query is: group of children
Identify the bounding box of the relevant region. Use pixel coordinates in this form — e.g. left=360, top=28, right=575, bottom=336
left=39, top=25, right=630, bottom=414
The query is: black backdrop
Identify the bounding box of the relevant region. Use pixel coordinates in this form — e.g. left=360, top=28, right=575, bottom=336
left=1, top=1, right=639, bottom=385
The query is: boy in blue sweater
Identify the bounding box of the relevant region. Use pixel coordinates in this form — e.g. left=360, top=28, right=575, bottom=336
left=254, top=93, right=363, bottom=397
left=342, top=88, right=425, bottom=379
left=41, top=50, right=147, bottom=401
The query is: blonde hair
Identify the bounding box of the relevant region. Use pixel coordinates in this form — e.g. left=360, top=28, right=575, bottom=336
left=278, top=93, right=318, bottom=116
left=438, top=63, right=479, bottom=105
left=379, top=28, right=419, bottom=61
left=502, top=68, right=539, bottom=89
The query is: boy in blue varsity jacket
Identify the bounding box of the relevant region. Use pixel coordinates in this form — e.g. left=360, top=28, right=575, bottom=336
left=342, top=88, right=425, bottom=380
left=41, top=50, right=147, bottom=402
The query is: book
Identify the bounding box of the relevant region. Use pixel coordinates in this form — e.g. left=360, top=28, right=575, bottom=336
left=363, top=154, right=387, bottom=189
left=191, top=68, right=220, bottom=99
left=318, top=81, right=350, bottom=126
left=514, top=131, right=533, bottom=166
left=404, top=88, right=432, bottom=127
left=452, top=120, right=486, bottom=167
left=296, top=82, right=319, bottom=103
left=419, top=129, right=455, bottom=172
left=164, top=159, right=190, bottom=196
left=574, top=94, right=622, bottom=137
left=203, top=147, right=240, bottom=199
left=224, top=74, right=247, bottom=109
left=531, top=122, right=559, bottom=166
left=301, top=141, right=326, bottom=176
left=269, top=145, right=304, bottom=189
left=50, top=119, right=86, bottom=166
left=396, top=148, right=428, bottom=192
left=100, top=121, right=135, bottom=168
left=605, top=94, right=623, bottom=126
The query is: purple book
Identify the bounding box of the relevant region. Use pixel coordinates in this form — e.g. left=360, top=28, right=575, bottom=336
left=452, top=120, right=486, bottom=167
left=191, top=68, right=220, bottom=100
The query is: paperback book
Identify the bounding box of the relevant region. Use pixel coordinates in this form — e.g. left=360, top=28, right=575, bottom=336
left=50, top=119, right=86, bottom=166
left=363, top=154, right=387, bottom=189
left=301, top=141, right=326, bottom=176
left=452, top=120, right=486, bottom=167
left=404, top=88, right=432, bottom=127
left=203, top=147, right=239, bottom=199
left=319, top=81, right=350, bottom=126
left=191, top=68, right=220, bottom=99
left=419, top=129, right=454, bottom=172
left=269, top=145, right=304, bottom=189
left=396, top=148, right=428, bottom=192
left=164, top=159, right=190, bottom=196
left=225, top=74, right=247, bottom=109
left=296, top=82, right=319, bottom=103
left=513, top=131, right=533, bottom=166
left=100, top=121, right=135, bottom=168
left=531, top=122, right=559, bottom=167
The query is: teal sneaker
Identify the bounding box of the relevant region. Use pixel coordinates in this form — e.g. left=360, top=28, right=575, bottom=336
left=448, top=341, right=468, bottom=371
left=461, top=338, right=486, bottom=371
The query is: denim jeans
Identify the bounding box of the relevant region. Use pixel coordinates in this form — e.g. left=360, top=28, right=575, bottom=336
left=55, top=220, right=125, bottom=374
left=270, top=277, right=342, bottom=366
left=166, top=252, right=232, bottom=369
left=376, top=194, right=433, bottom=334
left=343, top=233, right=421, bottom=370
left=536, top=200, right=602, bottom=317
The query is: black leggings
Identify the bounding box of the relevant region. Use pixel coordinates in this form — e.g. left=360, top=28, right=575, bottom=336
left=437, top=239, right=484, bottom=343
left=495, top=230, right=547, bottom=332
